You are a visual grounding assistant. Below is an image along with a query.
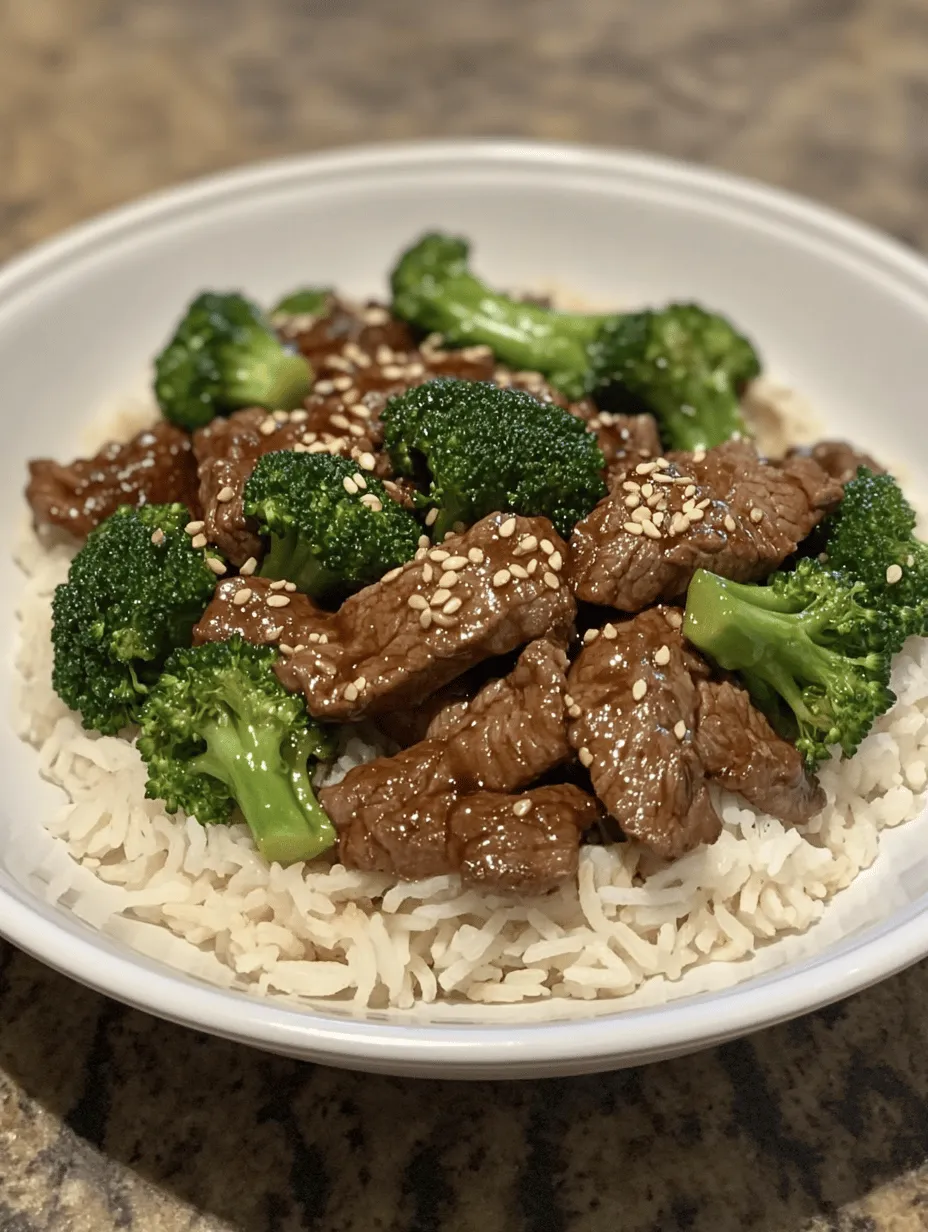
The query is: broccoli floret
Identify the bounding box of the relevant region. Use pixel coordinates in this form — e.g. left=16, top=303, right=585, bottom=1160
left=270, top=287, right=334, bottom=317
left=243, top=451, right=420, bottom=599
left=586, top=305, right=760, bottom=452
left=381, top=378, right=606, bottom=539
left=684, top=558, right=896, bottom=770
left=823, top=468, right=928, bottom=634
left=390, top=233, right=760, bottom=448
left=154, top=292, right=313, bottom=430
left=138, top=638, right=336, bottom=866
left=51, top=504, right=222, bottom=735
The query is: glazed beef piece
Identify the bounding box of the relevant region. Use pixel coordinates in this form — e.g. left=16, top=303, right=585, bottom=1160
left=567, top=607, right=721, bottom=860
left=570, top=439, right=843, bottom=611
left=694, top=679, right=825, bottom=824
left=274, top=513, right=576, bottom=720
left=27, top=422, right=199, bottom=538
left=193, top=304, right=496, bottom=564
left=787, top=440, right=884, bottom=487
left=193, top=575, right=330, bottom=649
left=320, top=639, right=593, bottom=892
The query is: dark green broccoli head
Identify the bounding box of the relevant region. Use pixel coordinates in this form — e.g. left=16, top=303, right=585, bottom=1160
left=685, top=558, right=896, bottom=770
left=381, top=378, right=606, bottom=539
left=138, top=637, right=336, bottom=866
left=270, top=287, right=334, bottom=318
left=390, top=233, right=604, bottom=399
left=154, top=291, right=313, bottom=430
left=51, top=504, right=222, bottom=735
left=243, top=450, right=420, bottom=599
left=587, top=304, right=761, bottom=451
left=823, top=468, right=928, bottom=635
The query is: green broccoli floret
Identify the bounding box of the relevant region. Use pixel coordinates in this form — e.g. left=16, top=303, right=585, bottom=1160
left=138, top=638, right=336, bottom=866
left=154, top=292, right=313, bottom=430
left=586, top=305, right=760, bottom=452
left=51, top=504, right=222, bottom=735
left=270, top=287, right=334, bottom=317
left=684, top=558, right=896, bottom=771
left=390, top=233, right=760, bottom=449
left=243, top=451, right=420, bottom=599
left=381, top=378, right=606, bottom=539
left=823, top=468, right=928, bottom=635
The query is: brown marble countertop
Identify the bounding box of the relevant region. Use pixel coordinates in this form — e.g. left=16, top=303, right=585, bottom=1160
left=3, top=1, right=928, bottom=1228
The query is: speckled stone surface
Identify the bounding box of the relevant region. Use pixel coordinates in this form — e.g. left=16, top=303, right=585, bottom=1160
left=3, top=1, right=928, bottom=1228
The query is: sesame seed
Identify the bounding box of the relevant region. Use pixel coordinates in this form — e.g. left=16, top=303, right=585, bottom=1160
left=332, top=376, right=353, bottom=391
left=259, top=419, right=277, bottom=436
left=750, top=507, right=764, bottom=524
left=343, top=683, right=359, bottom=702
left=653, top=512, right=665, bottom=527
left=499, top=517, right=517, bottom=538
left=640, top=483, right=654, bottom=498
left=215, top=486, right=235, bottom=504
left=603, top=623, right=617, bottom=640
left=512, top=798, right=533, bottom=817
left=886, top=563, right=904, bottom=584
left=348, top=422, right=365, bottom=437
left=240, top=557, right=257, bottom=576
left=284, top=582, right=297, bottom=592
left=425, top=508, right=439, bottom=527
left=422, top=563, right=433, bottom=583
left=510, top=563, right=529, bottom=579
left=292, top=643, right=305, bottom=653
left=419, top=609, right=433, bottom=630
left=642, top=523, right=662, bottom=539
left=517, top=535, right=538, bottom=554
left=540, top=539, right=555, bottom=554
left=267, top=594, right=291, bottom=608
left=268, top=579, right=286, bottom=591
left=314, top=380, right=334, bottom=395
left=290, top=409, right=308, bottom=423
left=697, top=498, right=711, bottom=509
left=325, top=355, right=353, bottom=372
left=233, top=588, right=253, bottom=606
left=493, top=569, right=511, bottom=587
left=273, top=409, right=290, bottom=423
left=429, top=549, right=449, bottom=562
left=622, top=481, right=640, bottom=492
left=625, top=494, right=641, bottom=509
left=670, top=513, right=689, bottom=535
left=354, top=676, right=367, bottom=692
left=150, top=528, right=165, bottom=546
left=407, top=595, right=428, bottom=610
left=666, top=610, right=683, bottom=629
left=674, top=720, right=687, bottom=740
left=431, top=588, right=452, bottom=606
left=206, top=557, right=226, bottom=575
left=363, top=305, right=390, bottom=325
left=382, top=364, right=404, bottom=380
left=631, top=506, right=651, bottom=524
left=418, top=535, right=431, bottom=550
left=653, top=472, right=675, bottom=484
left=724, top=514, right=737, bottom=532
left=359, top=452, right=376, bottom=471
left=548, top=551, right=563, bottom=571
left=265, top=626, right=282, bottom=642
left=342, top=476, right=359, bottom=495
left=360, top=495, right=383, bottom=511
left=636, top=461, right=657, bottom=475
left=382, top=566, right=402, bottom=583
left=191, top=533, right=207, bottom=549
left=443, top=596, right=462, bottom=614
left=279, top=643, right=294, bottom=655
left=468, top=547, right=485, bottom=564
left=330, top=413, right=350, bottom=430
left=443, top=555, right=468, bottom=571
left=527, top=559, right=539, bottom=575
left=687, top=509, right=704, bottom=524
left=569, top=704, right=582, bottom=719
left=647, top=493, right=664, bottom=510
left=318, top=634, right=329, bottom=644
left=907, top=555, right=916, bottom=567
left=583, top=628, right=600, bottom=644
left=693, top=449, right=707, bottom=463
left=352, top=473, right=367, bottom=489
left=564, top=694, right=575, bottom=707
left=438, top=571, right=459, bottom=589
left=632, top=679, right=648, bottom=701
left=654, top=645, right=671, bottom=666
left=376, top=345, right=394, bottom=364
left=185, top=520, right=205, bottom=534
left=543, top=571, right=560, bottom=590
left=579, top=746, right=594, bottom=768
left=623, top=522, right=643, bottom=535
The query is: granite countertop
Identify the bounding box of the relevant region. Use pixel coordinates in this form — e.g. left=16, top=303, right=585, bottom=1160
left=3, top=1, right=928, bottom=1228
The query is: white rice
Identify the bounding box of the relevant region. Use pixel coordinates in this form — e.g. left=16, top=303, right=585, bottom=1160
left=12, top=390, right=928, bottom=1015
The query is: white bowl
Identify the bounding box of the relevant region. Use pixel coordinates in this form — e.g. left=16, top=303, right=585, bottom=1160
left=2, top=140, right=928, bottom=1079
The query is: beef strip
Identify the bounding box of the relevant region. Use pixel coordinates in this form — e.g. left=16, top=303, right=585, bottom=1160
left=193, top=302, right=496, bottom=563
left=321, top=639, right=595, bottom=892
left=195, top=513, right=576, bottom=720
left=787, top=440, right=884, bottom=487
left=26, top=422, right=199, bottom=538
left=566, top=607, right=721, bottom=860
left=193, top=575, right=330, bottom=649
left=694, top=679, right=826, bottom=824
left=570, top=439, right=843, bottom=611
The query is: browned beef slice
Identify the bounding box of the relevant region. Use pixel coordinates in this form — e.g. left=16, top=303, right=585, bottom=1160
left=192, top=305, right=496, bottom=564
left=567, top=607, right=721, bottom=860
left=275, top=513, right=576, bottom=720
left=787, top=440, right=884, bottom=487
left=694, top=679, right=825, bottom=824
left=27, top=422, right=199, bottom=538
left=320, top=640, right=589, bottom=892
left=193, top=576, right=331, bottom=649
left=570, top=440, right=843, bottom=611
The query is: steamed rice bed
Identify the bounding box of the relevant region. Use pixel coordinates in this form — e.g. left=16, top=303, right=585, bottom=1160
left=12, top=389, right=928, bottom=1014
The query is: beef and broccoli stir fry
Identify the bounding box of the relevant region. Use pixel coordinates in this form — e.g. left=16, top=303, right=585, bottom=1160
left=26, top=233, right=928, bottom=894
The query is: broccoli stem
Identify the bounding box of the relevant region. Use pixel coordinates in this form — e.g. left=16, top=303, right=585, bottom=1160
left=191, top=715, right=335, bottom=865
left=651, top=396, right=748, bottom=453
left=259, top=531, right=340, bottom=597
left=233, top=336, right=312, bottom=411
